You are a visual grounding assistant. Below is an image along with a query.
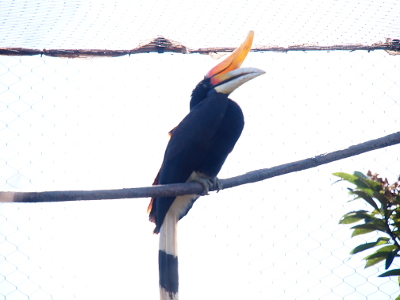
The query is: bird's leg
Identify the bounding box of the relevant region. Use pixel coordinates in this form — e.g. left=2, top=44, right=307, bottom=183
left=189, top=172, right=222, bottom=195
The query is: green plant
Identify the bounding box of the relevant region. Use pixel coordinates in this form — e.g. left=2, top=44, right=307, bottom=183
left=334, top=171, right=400, bottom=297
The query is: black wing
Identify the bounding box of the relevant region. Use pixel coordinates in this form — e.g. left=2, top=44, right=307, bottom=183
left=149, top=93, right=231, bottom=232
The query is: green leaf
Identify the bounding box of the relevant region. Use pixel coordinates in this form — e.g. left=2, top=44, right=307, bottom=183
left=379, top=269, right=400, bottom=277
left=396, top=294, right=400, bottom=300
left=363, top=179, right=383, bottom=192
left=339, top=211, right=371, bottom=224
left=351, top=221, right=387, bottom=233
left=352, top=191, right=379, bottom=210
left=386, top=251, right=397, bottom=269
left=372, top=191, right=388, bottom=205
left=355, top=187, right=375, bottom=197
left=340, top=216, right=362, bottom=225
left=376, top=237, right=391, bottom=244
left=352, top=228, right=376, bottom=237
left=362, top=179, right=382, bottom=191
left=371, top=209, right=383, bottom=216
left=364, top=245, right=399, bottom=268
left=365, top=250, right=391, bottom=260
left=351, top=242, right=381, bottom=254
left=333, top=172, right=370, bottom=189
left=333, top=172, right=383, bottom=191
left=375, top=245, right=398, bottom=253
left=365, top=254, right=387, bottom=268
left=354, top=178, right=374, bottom=189
left=350, top=238, right=390, bottom=254
left=354, top=171, right=368, bottom=179
left=333, top=172, right=358, bottom=183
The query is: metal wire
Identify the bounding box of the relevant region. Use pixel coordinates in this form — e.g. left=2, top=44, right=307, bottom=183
left=1, top=1, right=400, bottom=299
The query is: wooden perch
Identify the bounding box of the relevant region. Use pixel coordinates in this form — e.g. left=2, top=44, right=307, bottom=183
left=1, top=131, right=400, bottom=203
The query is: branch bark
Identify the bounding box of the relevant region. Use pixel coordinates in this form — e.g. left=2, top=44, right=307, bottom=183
left=1, top=131, right=400, bottom=203
left=1, top=38, right=399, bottom=58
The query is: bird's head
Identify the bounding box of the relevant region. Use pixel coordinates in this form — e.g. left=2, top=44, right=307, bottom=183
left=190, top=31, right=265, bottom=109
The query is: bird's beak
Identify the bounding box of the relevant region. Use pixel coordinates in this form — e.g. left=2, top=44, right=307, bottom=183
left=206, top=31, right=254, bottom=84
left=212, top=67, right=265, bottom=95
left=206, top=31, right=265, bottom=95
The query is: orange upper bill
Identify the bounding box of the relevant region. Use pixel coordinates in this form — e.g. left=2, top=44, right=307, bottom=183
left=206, top=31, right=254, bottom=82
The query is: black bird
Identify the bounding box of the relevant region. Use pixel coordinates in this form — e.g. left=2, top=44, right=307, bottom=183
left=148, top=31, right=264, bottom=300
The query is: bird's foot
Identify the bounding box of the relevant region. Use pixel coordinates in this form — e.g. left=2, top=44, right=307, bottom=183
left=210, top=177, right=222, bottom=193
left=191, top=176, right=222, bottom=195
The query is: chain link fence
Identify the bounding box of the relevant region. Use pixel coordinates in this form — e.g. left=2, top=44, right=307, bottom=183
left=1, top=1, right=400, bottom=299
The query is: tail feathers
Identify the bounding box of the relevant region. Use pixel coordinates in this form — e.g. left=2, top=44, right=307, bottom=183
left=159, top=211, right=179, bottom=300
left=157, top=194, right=198, bottom=300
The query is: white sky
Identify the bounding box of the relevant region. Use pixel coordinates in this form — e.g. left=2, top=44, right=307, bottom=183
left=1, top=1, right=400, bottom=300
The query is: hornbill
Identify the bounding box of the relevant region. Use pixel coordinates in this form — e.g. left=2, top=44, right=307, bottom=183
left=147, top=31, right=264, bottom=300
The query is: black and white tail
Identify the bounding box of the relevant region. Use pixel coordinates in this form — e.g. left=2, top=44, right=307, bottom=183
left=159, top=210, right=179, bottom=300
left=157, top=194, right=197, bottom=300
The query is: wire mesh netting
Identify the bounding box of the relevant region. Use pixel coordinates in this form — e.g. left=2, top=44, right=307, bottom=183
left=1, top=0, right=400, bottom=49
left=1, top=1, right=400, bottom=299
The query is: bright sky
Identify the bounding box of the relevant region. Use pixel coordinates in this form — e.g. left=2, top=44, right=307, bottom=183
left=1, top=1, right=400, bottom=300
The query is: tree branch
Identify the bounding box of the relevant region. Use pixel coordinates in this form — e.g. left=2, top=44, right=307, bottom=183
left=1, top=131, right=400, bottom=203
left=1, top=38, right=399, bottom=58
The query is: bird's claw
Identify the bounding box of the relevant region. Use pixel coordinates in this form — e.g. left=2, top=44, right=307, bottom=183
left=192, top=177, right=222, bottom=195
left=210, top=177, right=222, bottom=193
